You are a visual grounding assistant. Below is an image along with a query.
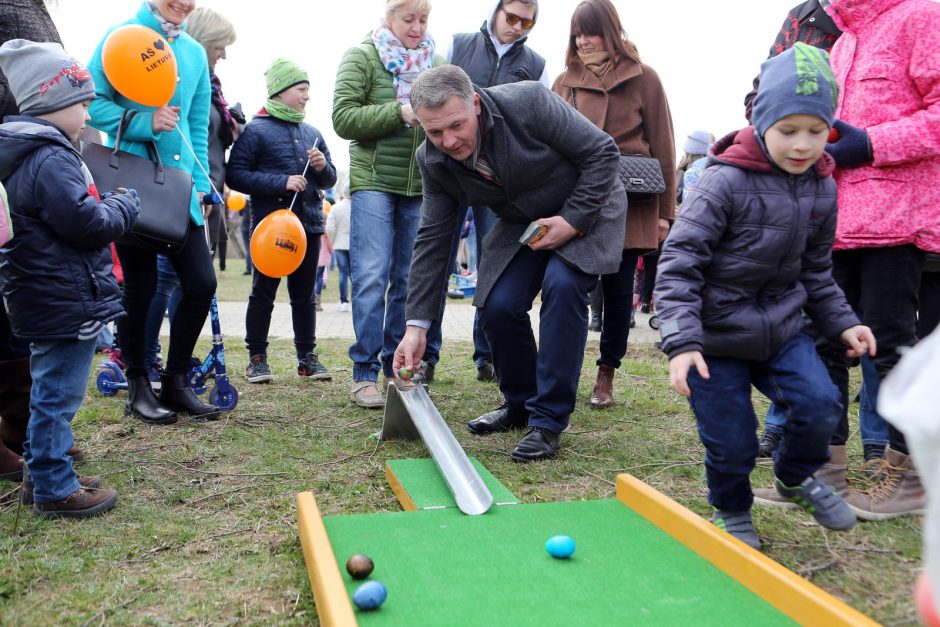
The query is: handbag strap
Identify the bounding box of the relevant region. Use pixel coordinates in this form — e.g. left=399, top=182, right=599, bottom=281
left=569, top=87, right=577, bottom=110
left=110, top=110, right=166, bottom=173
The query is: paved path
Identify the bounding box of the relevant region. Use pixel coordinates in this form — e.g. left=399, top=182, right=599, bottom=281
left=167, top=301, right=661, bottom=344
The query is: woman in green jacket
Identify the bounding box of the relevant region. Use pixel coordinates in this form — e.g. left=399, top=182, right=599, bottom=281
left=333, top=0, right=442, bottom=408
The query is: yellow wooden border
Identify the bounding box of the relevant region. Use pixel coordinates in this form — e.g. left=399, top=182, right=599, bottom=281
left=616, top=474, right=880, bottom=627
left=296, top=491, right=358, bottom=627
left=384, top=461, right=418, bottom=512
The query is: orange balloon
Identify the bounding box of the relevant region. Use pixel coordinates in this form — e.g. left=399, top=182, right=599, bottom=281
left=250, top=210, right=307, bottom=278
left=322, top=200, right=332, bottom=214
left=227, top=192, right=247, bottom=212
left=102, top=25, right=178, bottom=107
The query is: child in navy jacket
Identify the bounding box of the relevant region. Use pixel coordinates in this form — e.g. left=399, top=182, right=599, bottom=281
left=655, top=44, right=876, bottom=549
left=227, top=58, right=337, bottom=383
left=0, top=40, right=139, bottom=518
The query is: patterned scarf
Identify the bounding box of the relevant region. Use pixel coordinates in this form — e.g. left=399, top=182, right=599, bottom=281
left=264, top=99, right=305, bottom=124
left=371, top=22, right=435, bottom=104
left=210, top=70, right=235, bottom=149
left=145, top=1, right=184, bottom=39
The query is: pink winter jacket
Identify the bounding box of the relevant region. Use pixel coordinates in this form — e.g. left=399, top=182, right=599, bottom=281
left=827, top=0, right=940, bottom=253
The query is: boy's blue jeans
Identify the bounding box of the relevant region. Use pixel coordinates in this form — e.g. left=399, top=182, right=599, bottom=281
left=23, top=337, right=96, bottom=503
left=687, top=332, right=842, bottom=512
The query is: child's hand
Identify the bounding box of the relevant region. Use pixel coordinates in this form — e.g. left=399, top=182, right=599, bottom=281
left=669, top=350, right=709, bottom=397
left=151, top=105, right=181, bottom=134
left=286, top=175, right=308, bottom=192
left=307, top=146, right=327, bottom=172
left=840, top=325, right=877, bottom=358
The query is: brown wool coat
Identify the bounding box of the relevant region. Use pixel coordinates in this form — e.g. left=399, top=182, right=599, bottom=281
left=552, top=56, right=676, bottom=251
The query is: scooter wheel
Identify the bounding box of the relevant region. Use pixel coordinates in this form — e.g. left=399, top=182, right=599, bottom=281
left=649, top=314, right=660, bottom=330
left=96, top=366, right=120, bottom=396
left=209, top=384, right=238, bottom=411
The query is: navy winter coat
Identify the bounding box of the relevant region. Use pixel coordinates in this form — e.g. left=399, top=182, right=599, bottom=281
left=654, top=128, right=859, bottom=361
left=226, top=114, right=336, bottom=235
left=0, top=117, right=137, bottom=341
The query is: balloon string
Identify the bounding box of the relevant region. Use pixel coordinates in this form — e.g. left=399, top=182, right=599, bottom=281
left=288, top=160, right=311, bottom=214
left=174, top=126, right=220, bottom=196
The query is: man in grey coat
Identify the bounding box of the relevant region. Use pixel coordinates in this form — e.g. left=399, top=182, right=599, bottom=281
left=393, top=66, right=626, bottom=462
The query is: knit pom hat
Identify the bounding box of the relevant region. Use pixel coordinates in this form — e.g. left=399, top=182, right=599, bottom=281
left=752, top=42, right=838, bottom=136
left=0, top=39, right=95, bottom=116
left=683, top=130, right=712, bottom=156
left=264, top=58, right=309, bottom=98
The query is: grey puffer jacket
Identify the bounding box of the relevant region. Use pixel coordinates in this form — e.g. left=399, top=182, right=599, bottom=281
left=654, top=127, right=859, bottom=361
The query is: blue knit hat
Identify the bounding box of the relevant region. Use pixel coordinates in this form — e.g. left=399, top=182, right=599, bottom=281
left=752, top=43, right=838, bottom=136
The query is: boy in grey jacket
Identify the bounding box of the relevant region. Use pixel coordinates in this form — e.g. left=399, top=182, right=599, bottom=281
left=655, top=44, right=875, bottom=549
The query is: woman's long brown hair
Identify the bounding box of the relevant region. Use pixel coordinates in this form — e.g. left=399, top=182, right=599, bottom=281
left=565, top=0, right=640, bottom=66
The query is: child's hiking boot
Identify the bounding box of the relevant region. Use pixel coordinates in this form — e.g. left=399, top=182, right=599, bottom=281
left=774, top=475, right=856, bottom=530
left=298, top=352, right=331, bottom=380
left=246, top=354, right=273, bottom=384
left=22, top=475, right=100, bottom=505
left=33, top=486, right=118, bottom=519
left=845, top=446, right=926, bottom=521
left=758, top=429, right=782, bottom=458
left=711, top=510, right=761, bottom=550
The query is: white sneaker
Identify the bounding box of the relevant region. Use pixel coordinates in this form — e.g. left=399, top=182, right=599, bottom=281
left=338, top=302, right=350, bottom=312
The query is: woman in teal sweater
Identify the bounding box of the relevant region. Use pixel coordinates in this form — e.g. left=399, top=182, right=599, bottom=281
left=332, top=0, right=443, bottom=408
left=88, top=0, right=218, bottom=424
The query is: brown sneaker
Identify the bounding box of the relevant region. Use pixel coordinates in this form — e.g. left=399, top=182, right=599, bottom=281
left=22, top=475, right=101, bottom=505
left=845, top=446, right=926, bottom=521
left=33, top=486, right=118, bottom=519
left=754, top=445, right=848, bottom=507
left=351, top=381, right=385, bottom=409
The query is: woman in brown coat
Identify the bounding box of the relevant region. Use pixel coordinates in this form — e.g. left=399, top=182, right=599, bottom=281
left=552, top=0, right=676, bottom=409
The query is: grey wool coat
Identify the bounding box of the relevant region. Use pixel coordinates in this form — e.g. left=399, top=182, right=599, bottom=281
left=405, top=81, right=627, bottom=321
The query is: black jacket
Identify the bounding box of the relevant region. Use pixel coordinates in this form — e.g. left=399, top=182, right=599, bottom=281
left=0, top=117, right=137, bottom=340
left=226, top=113, right=336, bottom=235
left=451, top=22, right=545, bottom=88
left=655, top=128, right=858, bottom=361
left=744, top=0, right=841, bottom=121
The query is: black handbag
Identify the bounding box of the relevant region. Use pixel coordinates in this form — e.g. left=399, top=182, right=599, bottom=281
left=569, top=87, right=666, bottom=198
left=83, top=111, right=193, bottom=253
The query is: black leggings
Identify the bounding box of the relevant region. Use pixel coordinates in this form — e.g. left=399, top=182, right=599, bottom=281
left=115, top=224, right=216, bottom=378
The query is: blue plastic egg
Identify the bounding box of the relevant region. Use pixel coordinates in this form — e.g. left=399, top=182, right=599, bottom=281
left=545, top=534, right=576, bottom=559
left=353, top=580, right=388, bottom=611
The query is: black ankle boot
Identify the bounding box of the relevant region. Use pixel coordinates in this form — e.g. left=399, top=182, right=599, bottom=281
left=125, top=376, right=178, bottom=425
left=159, top=372, right=220, bottom=420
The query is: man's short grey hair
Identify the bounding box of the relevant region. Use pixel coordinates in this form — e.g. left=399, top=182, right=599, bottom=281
left=411, top=65, right=475, bottom=112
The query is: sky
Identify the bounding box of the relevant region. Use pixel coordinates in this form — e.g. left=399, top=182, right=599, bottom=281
left=50, top=0, right=828, bottom=175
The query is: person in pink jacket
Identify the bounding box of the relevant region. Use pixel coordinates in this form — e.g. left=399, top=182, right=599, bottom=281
left=822, top=0, right=940, bottom=520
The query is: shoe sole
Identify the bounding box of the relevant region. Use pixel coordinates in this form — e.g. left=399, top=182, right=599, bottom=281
left=33, top=491, right=118, bottom=519
left=467, top=422, right=526, bottom=435
left=848, top=505, right=927, bottom=522
left=246, top=375, right=274, bottom=383
left=752, top=495, right=798, bottom=509
left=300, top=373, right=333, bottom=380
left=124, top=406, right=179, bottom=426
left=511, top=451, right=557, bottom=463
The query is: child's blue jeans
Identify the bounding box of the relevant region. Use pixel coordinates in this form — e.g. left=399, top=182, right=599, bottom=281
left=23, top=336, right=97, bottom=503
left=687, top=332, right=842, bottom=512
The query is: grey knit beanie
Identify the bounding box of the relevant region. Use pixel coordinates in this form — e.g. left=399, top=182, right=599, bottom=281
left=683, top=130, right=712, bottom=156
left=0, top=39, right=96, bottom=117
left=752, top=43, right=837, bottom=136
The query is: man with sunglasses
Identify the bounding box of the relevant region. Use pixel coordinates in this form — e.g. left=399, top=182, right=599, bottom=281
left=442, top=0, right=547, bottom=385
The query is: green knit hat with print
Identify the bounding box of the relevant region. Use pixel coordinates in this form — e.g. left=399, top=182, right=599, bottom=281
left=264, top=58, right=309, bottom=98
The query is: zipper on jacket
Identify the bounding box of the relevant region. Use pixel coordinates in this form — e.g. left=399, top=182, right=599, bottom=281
left=406, top=126, right=419, bottom=193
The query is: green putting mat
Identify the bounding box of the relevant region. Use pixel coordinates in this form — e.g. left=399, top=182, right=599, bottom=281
left=386, top=457, right=519, bottom=510
left=324, top=499, right=795, bottom=626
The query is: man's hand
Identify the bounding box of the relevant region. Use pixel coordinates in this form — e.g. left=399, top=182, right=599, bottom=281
left=286, top=175, right=308, bottom=192
left=669, top=350, right=709, bottom=397
left=393, top=325, right=428, bottom=380
left=307, top=146, right=327, bottom=173
left=840, top=325, right=877, bottom=358
left=400, top=103, right=418, bottom=127
left=151, top=105, right=181, bottom=134
left=529, top=216, right=579, bottom=250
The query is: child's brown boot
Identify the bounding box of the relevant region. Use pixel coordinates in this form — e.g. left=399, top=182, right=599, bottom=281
left=33, top=486, right=118, bottom=519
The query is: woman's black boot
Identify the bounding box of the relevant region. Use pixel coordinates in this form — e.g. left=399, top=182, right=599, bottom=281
left=159, top=372, right=220, bottom=420
left=125, top=376, right=178, bottom=425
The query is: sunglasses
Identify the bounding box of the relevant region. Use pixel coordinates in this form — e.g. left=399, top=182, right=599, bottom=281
left=502, top=9, right=536, bottom=30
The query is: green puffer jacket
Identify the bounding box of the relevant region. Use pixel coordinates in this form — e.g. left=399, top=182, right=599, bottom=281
left=332, top=36, right=443, bottom=197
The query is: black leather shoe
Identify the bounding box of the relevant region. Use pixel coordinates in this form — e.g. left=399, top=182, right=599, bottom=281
left=476, top=362, right=497, bottom=382
left=511, top=427, right=560, bottom=462
left=125, top=376, right=178, bottom=425
left=159, top=373, right=220, bottom=421
left=467, top=403, right=527, bottom=435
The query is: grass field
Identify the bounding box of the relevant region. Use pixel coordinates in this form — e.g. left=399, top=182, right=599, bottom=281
left=0, top=261, right=925, bottom=625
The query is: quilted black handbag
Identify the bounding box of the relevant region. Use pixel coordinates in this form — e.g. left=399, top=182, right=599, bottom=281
left=569, top=87, right=666, bottom=199
left=83, top=111, right=193, bottom=253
